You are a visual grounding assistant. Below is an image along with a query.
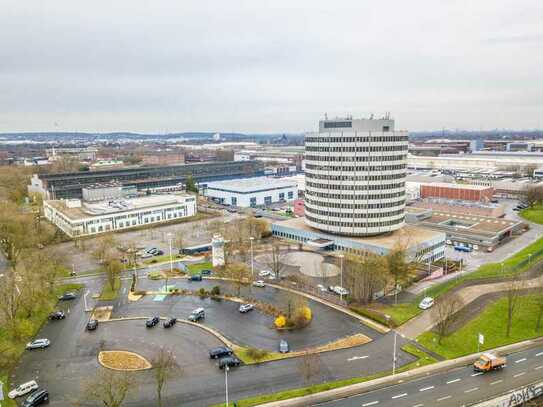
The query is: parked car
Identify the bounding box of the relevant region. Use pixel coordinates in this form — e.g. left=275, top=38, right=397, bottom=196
left=209, top=346, right=233, bottom=359
left=86, top=319, right=98, bottom=331
left=146, top=248, right=158, bottom=254
left=188, top=307, right=205, bottom=322
left=58, top=292, right=77, bottom=301
left=218, top=356, right=241, bottom=369
left=190, top=274, right=203, bottom=281
left=22, top=389, right=49, bottom=407
left=332, top=286, right=349, bottom=296
left=267, top=274, right=276, bottom=280
left=239, top=304, right=254, bottom=313
left=201, top=269, right=212, bottom=276
left=418, top=297, right=434, bottom=310
left=163, top=317, right=177, bottom=328
left=48, top=310, right=65, bottom=320
left=253, top=280, right=265, bottom=287
left=145, top=316, right=160, bottom=327
left=279, top=339, right=289, bottom=353
left=8, top=380, right=39, bottom=399
left=26, top=339, right=50, bottom=350
left=259, top=270, right=271, bottom=277
left=141, top=252, right=153, bottom=259
left=154, top=250, right=164, bottom=256
left=316, top=284, right=328, bottom=293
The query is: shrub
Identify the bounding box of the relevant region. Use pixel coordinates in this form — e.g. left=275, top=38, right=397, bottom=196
left=131, top=290, right=147, bottom=296
left=147, top=271, right=162, bottom=280
left=150, top=259, right=157, bottom=264
left=211, top=286, right=221, bottom=296
left=245, top=347, right=269, bottom=361
left=198, top=287, right=208, bottom=297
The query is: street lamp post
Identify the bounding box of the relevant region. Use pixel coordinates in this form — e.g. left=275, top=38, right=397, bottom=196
left=338, top=254, right=344, bottom=302
left=167, top=233, right=173, bottom=293
left=225, top=365, right=230, bottom=406
left=250, top=236, right=255, bottom=280
left=528, top=253, right=532, bottom=265
left=501, top=262, right=504, bottom=274
left=385, top=314, right=397, bottom=376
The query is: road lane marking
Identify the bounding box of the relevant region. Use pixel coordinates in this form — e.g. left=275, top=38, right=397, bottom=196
left=348, top=355, right=369, bottom=361
left=535, top=365, right=543, bottom=370
left=391, top=393, right=408, bottom=399
left=465, top=387, right=479, bottom=393
left=490, top=380, right=503, bottom=385
left=536, top=352, right=543, bottom=356
left=514, top=372, right=526, bottom=378
left=362, top=401, right=379, bottom=406
left=413, top=404, right=424, bottom=407
left=471, top=372, right=484, bottom=377
left=515, top=358, right=527, bottom=363
left=446, top=378, right=461, bottom=384
left=419, top=386, right=434, bottom=392
left=436, top=396, right=452, bottom=402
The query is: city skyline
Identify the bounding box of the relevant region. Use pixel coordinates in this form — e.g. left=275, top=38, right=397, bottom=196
left=1, top=0, right=542, bottom=133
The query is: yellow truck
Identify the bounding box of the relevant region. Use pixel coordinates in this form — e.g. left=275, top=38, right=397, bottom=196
left=473, top=353, right=506, bottom=372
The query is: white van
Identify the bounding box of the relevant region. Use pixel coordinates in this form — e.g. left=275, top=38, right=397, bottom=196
left=188, top=307, right=205, bottom=322
left=8, top=380, right=39, bottom=399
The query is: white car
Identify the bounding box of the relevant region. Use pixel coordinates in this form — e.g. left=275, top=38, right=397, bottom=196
left=239, top=304, right=255, bottom=313
left=253, top=280, right=265, bottom=287
left=316, top=284, right=328, bottom=293
left=419, top=297, right=434, bottom=310
left=8, top=380, right=38, bottom=399
left=267, top=274, right=276, bottom=280
left=259, top=270, right=271, bottom=277
left=26, top=338, right=50, bottom=350
left=333, top=286, right=349, bottom=296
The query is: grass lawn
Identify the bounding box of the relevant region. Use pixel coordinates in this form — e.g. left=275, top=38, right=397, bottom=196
left=187, top=261, right=213, bottom=275
left=417, top=294, right=543, bottom=359
left=520, top=205, right=543, bottom=224
left=373, top=235, right=543, bottom=326
left=212, top=344, right=436, bottom=407
left=143, top=254, right=183, bottom=265
left=99, top=276, right=121, bottom=301
left=0, top=283, right=83, bottom=399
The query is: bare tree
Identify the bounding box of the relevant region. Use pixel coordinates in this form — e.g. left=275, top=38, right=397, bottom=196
left=385, top=245, right=411, bottom=302
left=505, top=276, right=524, bottom=337
left=524, top=185, right=543, bottom=208
left=151, top=347, right=182, bottom=407
left=433, top=294, right=463, bottom=344
left=83, top=369, right=136, bottom=407
left=344, top=254, right=388, bottom=304
left=297, top=351, right=321, bottom=384
left=104, top=258, right=123, bottom=291
left=93, top=233, right=118, bottom=263
left=216, top=262, right=252, bottom=296
left=263, top=242, right=287, bottom=279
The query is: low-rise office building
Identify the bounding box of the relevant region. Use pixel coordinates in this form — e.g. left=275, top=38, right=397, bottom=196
left=44, top=193, right=196, bottom=238
left=203, top=177, right=298, bottom=207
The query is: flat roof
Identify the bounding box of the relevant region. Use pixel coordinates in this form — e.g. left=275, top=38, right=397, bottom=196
left=421, top=182, right=492, bottom=190
left=275, top=217, right=442, bottom=250
left=46, top=193, right=192, bottom=221
left=205, top=177, right=297, bottom=193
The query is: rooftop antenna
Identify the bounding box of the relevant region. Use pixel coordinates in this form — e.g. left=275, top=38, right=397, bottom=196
left=324, top=112, right=328, bottom=120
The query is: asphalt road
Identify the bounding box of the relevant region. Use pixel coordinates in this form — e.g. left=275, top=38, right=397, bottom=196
left=318, top=346, right=543, bottom=407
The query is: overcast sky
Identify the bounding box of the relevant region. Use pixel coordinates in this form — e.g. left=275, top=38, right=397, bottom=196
left=1, top=0, right=542, bottom=133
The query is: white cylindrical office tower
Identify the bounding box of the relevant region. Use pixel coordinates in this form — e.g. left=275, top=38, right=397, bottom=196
left=304, top=116, right=408, bottom=236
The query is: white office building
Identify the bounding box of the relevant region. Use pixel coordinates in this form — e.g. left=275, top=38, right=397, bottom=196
left=203, top=177, right=298, bottom=207
left=44, top=193, right=196, bottom=237
left=304, top=116, right=408, bottom=236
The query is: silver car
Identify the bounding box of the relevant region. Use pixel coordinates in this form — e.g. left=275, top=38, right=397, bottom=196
left=26, top=338, right=50, bottom=350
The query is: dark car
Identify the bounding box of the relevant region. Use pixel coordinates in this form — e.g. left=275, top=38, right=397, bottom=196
left=22, top=389, right=49, bottom=406
left=163, top=317, right=177, bottom=328
left=146, top=316, right=160, bottom=328
left=190, top=274, right=202, bottom=281
left=58, top=292, right=77, bottom=301
left=154, top=250, right=164, bottom=256
left=209, top=346, right=233, bottom=359
left=218, top=356, right=241, bottom=369
left=48, top=310, right=65, bottom=320
left=200, top=269, right=212, bottom=276
left=86, top=319, right=98, bottom=331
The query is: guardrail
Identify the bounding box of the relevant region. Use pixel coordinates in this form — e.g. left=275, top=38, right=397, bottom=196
left=472, top=380, right=543, bottom=407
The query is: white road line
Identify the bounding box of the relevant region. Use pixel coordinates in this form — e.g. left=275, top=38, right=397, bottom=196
left=515, top=358, right=527, bottom=363
left=536, top=352, right=543, bottom=357
left=490, top=380, right=503, bottom=385
left=413, top=404, right=424, bottom=407
left=446, top=378, right=461, bottom=384
left=471, top=372, right=484, bottom=377
left=419, top=386, right=434, bottom=392
left=465, top=387, right=479, bottom=393
left=391, top=393, right=408, bottom=399
left=436, top=396, right=452, bottom=402
left=514, top=372, right=526, bottom=378
left=535, top=365, right=543, bottom=370
left=348, top=355, right=369, bottom=361
left=361, top=401, right=379, bottom=407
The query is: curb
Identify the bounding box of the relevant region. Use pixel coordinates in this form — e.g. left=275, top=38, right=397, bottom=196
left=257, top=337, right=543, bottom=406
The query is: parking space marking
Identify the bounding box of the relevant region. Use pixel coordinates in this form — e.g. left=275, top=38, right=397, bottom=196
left=535, top=365, right=543, bottom=370
left=419, top=386, right=434, bottom=392
left=446, top=378, right=461, bottom=384
left=514, top=372, right=526, bottom=378
left=391, top=393, right=407, bottom=399
left=362, top=401, right=379, bottom=406
left=348, top=356, right=369, bottom=361
left=436, top=396, right=452, bottom=402
left=536, top=352, right=543, bottom=357
left=515, top=358, right=527, bottom=363
left=465, top=387, right=478, bottom=393
left=490, top=380, right=503, bottom=385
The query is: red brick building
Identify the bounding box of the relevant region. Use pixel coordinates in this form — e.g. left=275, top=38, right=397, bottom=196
left=420, top=183, right=494, bottom=202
